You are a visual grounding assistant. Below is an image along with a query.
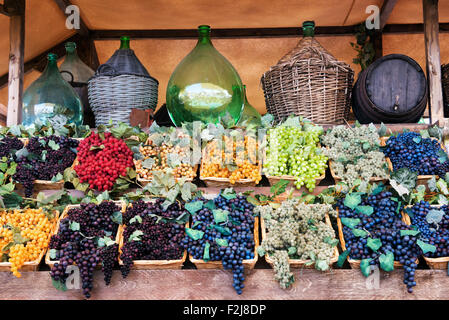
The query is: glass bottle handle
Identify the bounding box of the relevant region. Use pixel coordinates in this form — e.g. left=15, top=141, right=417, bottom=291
left=60, top=70, right=74, bottom=83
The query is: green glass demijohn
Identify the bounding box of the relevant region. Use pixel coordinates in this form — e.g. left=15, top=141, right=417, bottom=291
left=60, top=42, right=95, bottom=84
left=22, top=53, right=83, bottom=128
left=166, top=25, right=244, bottom=126
left=236, top=85, right=261, bottom=127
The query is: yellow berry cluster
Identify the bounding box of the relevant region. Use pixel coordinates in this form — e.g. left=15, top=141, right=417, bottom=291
left=201, top=135, right=261, bottom=184
left=135, top=132, right=197, bottom=181
left=0, top=208, right=55, bottom=277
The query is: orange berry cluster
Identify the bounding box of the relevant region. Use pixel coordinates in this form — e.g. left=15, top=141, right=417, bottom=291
left=201, top=135, right=261, bottom=184
left=0, top=208, right=54, bottom=277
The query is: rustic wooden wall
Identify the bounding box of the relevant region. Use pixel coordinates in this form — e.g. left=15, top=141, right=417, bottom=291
left=2, top=33, right=449, bottom=115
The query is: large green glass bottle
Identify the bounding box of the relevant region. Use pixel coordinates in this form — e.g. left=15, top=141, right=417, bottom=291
left=166, top=25, right=244, bottom=126
left=22, top=53, right=83, bottom=128
left=236, top=85, right=261, bottom=127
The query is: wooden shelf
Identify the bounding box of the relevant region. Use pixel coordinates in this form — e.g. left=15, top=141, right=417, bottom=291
left=1, top=269, right=448, bottom=300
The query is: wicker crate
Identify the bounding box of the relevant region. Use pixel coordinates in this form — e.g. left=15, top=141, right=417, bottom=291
left=380, top=136, right=447, bottom=186
left=45, top=201, right=126, bottom=269
left=189, top=217, right=259, bottom=270
left=0, top=209, right=59, bottom=272
left=403, top=205, right=449, bottom=269
left=117, top=199, right=188, bottom=270
left=261, top=24, right=354, bottom=124
left=261, top=213, right=339, bottom=269
left=336, top=208, right=414, bottom=269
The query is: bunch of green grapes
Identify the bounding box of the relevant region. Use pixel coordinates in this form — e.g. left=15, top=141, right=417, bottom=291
left=264, top=123, right=328, bottom=191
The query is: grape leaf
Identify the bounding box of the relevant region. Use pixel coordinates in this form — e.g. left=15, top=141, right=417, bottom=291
left=390, top=168, right=417, bottom=191
left=221, top=187, right=237, bottom=200
left=167, top=153, right=181, bottom=168
left=51, top=172, right=63, bottom=182
left=343, top=193, right=361, bottom=210
left=366, top=238, right=382, bottom=252
left=129, top=215, right=142, bottom=224
left=52, top=279, right=67, bottom=292
left=212, top=209, right=229, bottom=224
left=210, top=225, right=232, bottom=236
left=185, top=201, right=203, bottom=215
left=49, top=249, right=57, bottom=260
left=413, top=136, right=422, bottom=144
left=256, top=246, right=266, bottom=257
left=445, top=172, right=449, bottom=185
left=340, top=217, right=361, bottom=229
left=69, top=221, right=80, bottom=231
left=378, top=123, right=387, bottom=137
left=323, top=236, right=339, bottom=246
left=400, top=229, right=420, bottom=236
left=438, top=194, right=449, bottom=205
left=129, top=230, right=144, bottom=242
left=337, top=249, right=350, bottom=267
left=215, top=238, right=228, bottom=247
left=203, top=242, right=211, bottom=262
left=48, top=140, right=60, bottom=150
left=186, top=228, right=204, bottom=240
left=417, top=240, right=436, bottom=254
left=355, top=205, right=373, bottom=216
left=315, top=259, right=329, bottom=271
left=204, top=200, right=216, bottom=210
left=270, top=179, right=290, bottom=197
left=426, top=209, right=444, bottom=225
left=360, top=259, right=372, bottom=277
left=15, top=147, right=28, bottom=159
left=379, top=251, right=394, bottom=272
left=437, top=179, right=449, bottom=195
left=438, top=149, right=449, bottom=164
left=287, top=246, right=296, bottom=256
left=352, top=229, right=368, bottom=237
left=428, top=176, right=438, bottom=192
left=111, top=211, right=123, bottom=225
left=420, top=130, right=431, bottom=139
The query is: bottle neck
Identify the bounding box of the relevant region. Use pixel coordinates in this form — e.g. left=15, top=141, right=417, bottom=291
left=65, top=48, right=78, bottom=62
left=198, top=32, right=212, bottom=45
left=303, top=27, right=314, bottom=38
left=120, top=38, right=130, bottom=49
left=42, top=58, right=61, bottom=79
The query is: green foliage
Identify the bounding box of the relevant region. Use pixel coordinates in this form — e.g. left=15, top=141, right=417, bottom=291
left=351, top=23, right=375, bottom=70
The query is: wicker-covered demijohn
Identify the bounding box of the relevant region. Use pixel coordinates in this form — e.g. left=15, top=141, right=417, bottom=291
left=88, top=37, right=158, bottom=126
left=261, top=22, right=354, bottom=124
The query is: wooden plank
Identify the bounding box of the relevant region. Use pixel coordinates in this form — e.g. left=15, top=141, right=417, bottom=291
left=0, top=269, right=448, bottom=300
left=53, top=0, right=89, bottom=37
left=6, top=0, right=25, bottom=126
left=423, top=0, right=446, bottom=125
left=380, top=0, right=399, bottom=30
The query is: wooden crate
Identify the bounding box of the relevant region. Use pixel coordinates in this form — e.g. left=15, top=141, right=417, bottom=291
left=118, top=199, right=188, bottom=270
left=336, top=208, right=413, bottom=269
left=135, top=163, right=199, bottom=187
left=189, top=217, right=259, bottom=270
left=0, top=209, right=59, bottom=272
left=263, top=146, right=326, bottom=190
left=327, top=139, right=391, bottom=183
left=45, top=201, right=125, bottom=269
left=403, top=205, right=449, bottom=269
left=261, top=211, right=339, bottom=269
left=380, top=136, right=448, bottom=186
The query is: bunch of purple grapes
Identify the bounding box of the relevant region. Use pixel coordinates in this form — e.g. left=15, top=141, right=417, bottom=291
left=120, top=199, right=186, bottom=278
left=49, top=201, right=120, bottom=298
left=0, top=136, right=24, bottom=158
left=13, top=135, right=78, bottom=197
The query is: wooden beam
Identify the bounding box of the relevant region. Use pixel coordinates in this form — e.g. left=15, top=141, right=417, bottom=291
left=380, top=0, right=399, bottom=30
left=53, top=0, right=89, bottom=37
left=6, top=0, right=25, bottom=126
left=423, top=0, right=446, bottom=125
left=372, top=31, right=383, bottom=60
left=91, top=24, right=449, bottom=40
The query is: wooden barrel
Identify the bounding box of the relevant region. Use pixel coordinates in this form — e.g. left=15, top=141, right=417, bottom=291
left=352, top=54, right=427, bottom=124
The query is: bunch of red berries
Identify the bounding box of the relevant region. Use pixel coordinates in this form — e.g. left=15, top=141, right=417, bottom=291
left=75, top=132, right=134, bottom=191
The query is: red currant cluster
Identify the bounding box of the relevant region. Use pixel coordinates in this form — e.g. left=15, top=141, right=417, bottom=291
left=75, top=132, right=134, bottom=191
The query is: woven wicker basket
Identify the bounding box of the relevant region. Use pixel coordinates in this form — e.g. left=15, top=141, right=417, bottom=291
left=88, top=47, right=158, bottom=126
left=403, top=206, right=449, bottom=269
left=0, top=209, right=59, bottom=272
left=45, top=201, right=125, bottom=269
left=261, top=212, right=339, bottom=269
left=336, top=208, right=415, bottom=269
left=189, top=217, right=259, bottom=270
left=380, top=136, right=447, bottom=186
left=261, top=34, right=354, bottom=124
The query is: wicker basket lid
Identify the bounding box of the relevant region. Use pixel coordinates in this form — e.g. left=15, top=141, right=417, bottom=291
left=266, top=37, right=352, bottom=73
left=91, top=48, right=156, bottom=80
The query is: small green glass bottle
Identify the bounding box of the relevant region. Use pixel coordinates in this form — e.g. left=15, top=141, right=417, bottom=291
left=302, top=21, right=315, bottom=37
left=166, top=25, right=244, bottom=126
left=22, top=53, right=83, bottom=128
left=236, top=85, right=261, bottom=127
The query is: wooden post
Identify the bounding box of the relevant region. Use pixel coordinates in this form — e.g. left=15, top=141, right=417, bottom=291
left=423, top=0, right=446, bottom=125
left=6, top=0, right=25, bottom=126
